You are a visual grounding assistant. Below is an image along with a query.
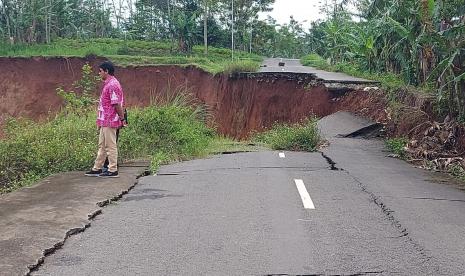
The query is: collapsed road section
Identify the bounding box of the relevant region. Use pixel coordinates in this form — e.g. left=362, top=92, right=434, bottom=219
left=0, top=56, right=385, bottom=139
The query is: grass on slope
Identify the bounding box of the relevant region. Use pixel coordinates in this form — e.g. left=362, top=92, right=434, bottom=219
left=0, top=38, right=262, bottom=74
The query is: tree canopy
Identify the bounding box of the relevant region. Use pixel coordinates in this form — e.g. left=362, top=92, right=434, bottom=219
left=0, top=0, right=464, bottom=117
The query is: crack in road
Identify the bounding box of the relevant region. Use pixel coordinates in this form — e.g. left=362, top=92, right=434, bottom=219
left=28, top=151, right=444, bottom=275
left=157, top=166, right=330, bottom=175
left=264, top=271, right=386, bottom=276
left=345, top=170, right=431, bottom=258
left=27, top=223, right=92, bottom=275
left=319, top=151, right=342, bottom=171
left=402, top=196, right=465, bottom=203
left=27, top=172, right=148, bottom=276
left=321, top=158, right=435, bottom=266
left=26, top=156, right=347, bottom=275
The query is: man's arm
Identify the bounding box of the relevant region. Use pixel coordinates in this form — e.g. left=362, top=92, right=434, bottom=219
left=114, top=104, right=125, bottom=120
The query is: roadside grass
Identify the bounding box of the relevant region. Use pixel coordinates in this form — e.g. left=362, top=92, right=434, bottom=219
left=0, top=62, right=263, bottom=194
left=0, top=97, right=216, bottom=194
left=205, top=136, right=265, bottom=154
left=0, top=38, right=262, bottom=74
left=0, top=115, right=97, bottom=193
left=222, top=60, right=261, bottom=75
left=252, top=118, right=322, bottom=152
left=300, top=53, right=329, bottom=69
left=0, top=38, right=169, bottom=57
left=108, top=55, right=238, bottom=74
left=301, top=53, right=413, bottom=91
left=448, top=165, right=465, bottom=183
left=385, top=137, right=409, bottom=159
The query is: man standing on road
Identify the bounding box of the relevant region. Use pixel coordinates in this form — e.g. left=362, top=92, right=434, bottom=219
left=85, top=61, right=126, bottom=178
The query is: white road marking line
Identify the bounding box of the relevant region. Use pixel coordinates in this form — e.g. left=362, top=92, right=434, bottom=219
left=279, top=152, right=285, bottom=158
left=294, top=179, right=315, bottom=209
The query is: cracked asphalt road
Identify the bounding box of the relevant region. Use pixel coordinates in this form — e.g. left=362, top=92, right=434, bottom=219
left=33, top=112, right=465, bottom=275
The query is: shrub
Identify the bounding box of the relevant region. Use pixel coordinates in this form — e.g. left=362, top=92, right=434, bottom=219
left=0, top=114, right=96, bottom=192
left=0, top=96, right=214, bottom=193
left=56, top=63, right=99, bottom=115
left=119, top=99, right=214, bottom=161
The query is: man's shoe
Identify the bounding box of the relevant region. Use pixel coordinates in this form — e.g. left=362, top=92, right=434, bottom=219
left=85, top=169, right=102, bottom=176
left=99, top=171, right=119, bottom=178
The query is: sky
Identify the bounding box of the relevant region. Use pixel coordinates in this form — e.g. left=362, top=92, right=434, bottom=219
left=259, top=0, right=328, bottom=30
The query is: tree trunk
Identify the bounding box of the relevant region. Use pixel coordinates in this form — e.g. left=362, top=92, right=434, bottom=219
left=203, top=0, right=208, bottom=55
left=1, top=0, right=12, bottom=41
left=28, top=17, right=37, bottom=44
left=454, top=51, right=465, bottom=118
left=45, top=0, right=50, bottom=44
left=231, top=0, right=234, bottom=60
left=249, top=28, right=252, bottom=53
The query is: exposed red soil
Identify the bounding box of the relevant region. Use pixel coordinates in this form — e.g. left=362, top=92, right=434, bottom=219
left=332, top=89, right=389, bottom=124
left=0, top=57, right=360, bottom=139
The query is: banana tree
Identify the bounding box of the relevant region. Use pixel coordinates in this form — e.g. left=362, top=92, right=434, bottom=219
left=427, top=22, right=465, bottom=118
left=171, top=1, right=200, bottom=53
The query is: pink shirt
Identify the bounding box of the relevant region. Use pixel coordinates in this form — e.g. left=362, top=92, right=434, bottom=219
left=96, top=76, right=124, bottom=128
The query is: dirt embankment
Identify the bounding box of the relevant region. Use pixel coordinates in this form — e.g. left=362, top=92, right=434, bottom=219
left=0, top=56, right=385, bottom=139
left=2, top=55, right=463, bottom=157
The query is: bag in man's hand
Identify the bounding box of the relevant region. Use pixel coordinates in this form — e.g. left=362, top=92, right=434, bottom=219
left=124, top=108, right=128, bottom=124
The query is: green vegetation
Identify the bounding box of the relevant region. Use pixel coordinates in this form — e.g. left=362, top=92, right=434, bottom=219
left=222, top=60, right=261, bottom=75
left=304, top=1, right=464, bottom=120
left=301, top=53, right=407, bottom=90
left=0, top=114, right=97, bottom=193
left=385, top=137, right=409, bottom=159
left=118, top=96, right=215, bottom=167
left=253, top=118, right=321, bottom=152
left=0, top=38, right=262, bottom=74
left=448, top=165, right=465, bottom=183
left=0, top=99, right=215, bottom=193
left=0, top=63, right=217, bottom=193
left=0, top=38, right=261, bottom=61
left=0, top=0, right=274, bottom=55
left=301, top=54, right=330, bottom=69
left=2, top=0, right=461, bottom=107
left=207, top=136, right=265, bottom=154
left=56, top=63, right=100, bottom=115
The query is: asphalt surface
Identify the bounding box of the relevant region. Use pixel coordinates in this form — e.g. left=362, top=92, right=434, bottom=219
left=259, top=58, right=377, bottom=84
left=0, top=163, right=148, bottom=276
left=33, top=112, right=465, bottom=275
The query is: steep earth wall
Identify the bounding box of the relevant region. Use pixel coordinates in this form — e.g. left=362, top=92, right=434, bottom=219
left=0, top=56, right=385, bottom=139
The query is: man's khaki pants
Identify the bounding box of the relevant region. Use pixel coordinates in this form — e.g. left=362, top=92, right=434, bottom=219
left=92, top=127, right=118, bottom=172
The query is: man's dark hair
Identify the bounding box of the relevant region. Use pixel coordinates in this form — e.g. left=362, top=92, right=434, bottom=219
left=99, top=61, right=115, bottom=76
